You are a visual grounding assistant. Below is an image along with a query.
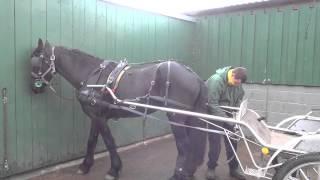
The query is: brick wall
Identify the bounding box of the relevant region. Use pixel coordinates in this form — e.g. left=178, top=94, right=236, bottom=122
left=243, top=84, right=320, bottom=125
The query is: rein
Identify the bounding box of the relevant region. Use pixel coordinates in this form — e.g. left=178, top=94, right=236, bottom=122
left=47, top=84, right=75, bottom=101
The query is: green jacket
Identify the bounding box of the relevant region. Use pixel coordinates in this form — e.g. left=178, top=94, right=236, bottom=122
left=206, top=66, right=244, bottom=117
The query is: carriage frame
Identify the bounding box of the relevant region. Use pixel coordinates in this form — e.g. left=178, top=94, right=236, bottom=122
left=88, top=85, right=320, bottom=180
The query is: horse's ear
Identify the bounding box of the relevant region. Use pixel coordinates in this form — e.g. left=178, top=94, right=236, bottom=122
left=37, top=38, right=43, bottom=49
left=45, top=40, right=51, bottom=48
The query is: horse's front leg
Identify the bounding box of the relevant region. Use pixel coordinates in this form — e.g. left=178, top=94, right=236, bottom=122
left=97, top=119, right=122, bottom=180
left=78, top=120, right=99, bottom=174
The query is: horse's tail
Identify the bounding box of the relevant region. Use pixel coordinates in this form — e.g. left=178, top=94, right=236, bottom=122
left=195, top=79, right=209, bottom=114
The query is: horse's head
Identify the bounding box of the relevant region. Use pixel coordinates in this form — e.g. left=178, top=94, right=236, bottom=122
left=30, top=38, right=56, bottom=94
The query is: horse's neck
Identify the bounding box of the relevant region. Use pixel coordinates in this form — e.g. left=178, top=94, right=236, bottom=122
left=55, top=47, right=102, bottom=89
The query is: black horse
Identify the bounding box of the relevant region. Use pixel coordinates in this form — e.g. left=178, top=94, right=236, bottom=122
left=30, top=39, right=208, bottom=180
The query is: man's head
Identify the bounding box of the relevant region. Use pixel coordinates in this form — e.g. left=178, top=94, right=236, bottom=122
left=228, top=67, right=247, bottom=86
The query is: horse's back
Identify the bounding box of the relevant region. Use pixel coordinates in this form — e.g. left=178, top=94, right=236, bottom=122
left=115, top=61, right=205, bottom=109
left=157, top=61, right=203, bottom=107
left=116, top=63, right=161, bottom=99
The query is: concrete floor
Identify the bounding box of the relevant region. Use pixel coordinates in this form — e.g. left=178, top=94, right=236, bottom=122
left=24, top=136, right=260, bottom=180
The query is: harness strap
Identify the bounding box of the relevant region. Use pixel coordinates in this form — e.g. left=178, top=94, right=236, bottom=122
left=106, top=60, right=128, bottom=89
left=81, top=60, right=110, bottom=87
left=96, top=61, right=110, bottom=83
left=164, top=61, right=171, bottom=106
left=112, top=66, right=130, bottom=92
left=141, top=63, right=162, bottom=142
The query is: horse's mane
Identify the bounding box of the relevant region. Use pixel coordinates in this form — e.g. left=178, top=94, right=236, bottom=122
left=70, top=49, right=102, bottom=61
left=61, top=48, right=197, bottom=76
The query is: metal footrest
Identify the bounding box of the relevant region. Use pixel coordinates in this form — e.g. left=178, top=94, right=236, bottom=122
left=244, top=167, right=266, bottom=178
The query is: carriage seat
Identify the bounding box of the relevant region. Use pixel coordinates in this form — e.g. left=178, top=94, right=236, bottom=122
left=237, top=100, right=297, bottom=148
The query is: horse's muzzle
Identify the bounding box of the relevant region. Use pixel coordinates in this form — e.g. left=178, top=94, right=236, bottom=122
left=31, top=84, right=46, bottom=94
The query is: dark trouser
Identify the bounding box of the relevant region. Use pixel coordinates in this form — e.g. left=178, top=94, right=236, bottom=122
left=207, top=122, right=238, bottom=170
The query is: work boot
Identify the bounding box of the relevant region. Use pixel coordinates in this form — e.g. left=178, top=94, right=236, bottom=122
left=230, top=167, right=246, bottom=180
left=206, top=168, right=218, bottom=180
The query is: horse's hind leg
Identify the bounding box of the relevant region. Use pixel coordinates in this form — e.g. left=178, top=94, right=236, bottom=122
left=78, top=120, right=99, bottom=174
left=168, top=113, right=196, bottom=180
left=186, top=116, right=206, bottom=167
left=96, top=119, right=122, bottom=180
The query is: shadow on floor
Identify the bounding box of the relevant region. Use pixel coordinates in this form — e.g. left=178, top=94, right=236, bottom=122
left=28, top=136, right=261, bottom=180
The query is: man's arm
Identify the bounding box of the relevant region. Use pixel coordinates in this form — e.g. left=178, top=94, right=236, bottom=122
left=235, top=88, right=245, bottom=107
left=207, top=78, right=228, bottom=117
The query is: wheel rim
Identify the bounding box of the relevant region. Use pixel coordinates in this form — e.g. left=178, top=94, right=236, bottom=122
left=283, top=162, right=320, bottom=180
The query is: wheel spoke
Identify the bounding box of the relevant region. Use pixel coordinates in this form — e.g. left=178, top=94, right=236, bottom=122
left=312, top=167, right=320, bottom=176
left=312, top=166, right=320, bottom=180
left=298, top=168, right=310, bottom=180
left=274, top=153, right=320, bottom=180
left=288, top=176, right=299, bottom=180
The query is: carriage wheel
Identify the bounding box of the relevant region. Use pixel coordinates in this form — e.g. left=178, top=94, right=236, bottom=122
left=273, top=152, right=320, bottom=180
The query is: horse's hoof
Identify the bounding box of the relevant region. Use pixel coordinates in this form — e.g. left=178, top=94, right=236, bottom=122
left=77, top=169, right=84, bottom=174
left=77, top=164, right=91, bottom=174
left=105, top=174, right=117, bottom=180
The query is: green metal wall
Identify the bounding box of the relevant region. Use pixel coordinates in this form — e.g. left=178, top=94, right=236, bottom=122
left=0, top=0, right=194, bottom=177
left=195, top=3, right=320, bottom=86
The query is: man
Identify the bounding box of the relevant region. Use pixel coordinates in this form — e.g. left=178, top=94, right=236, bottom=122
left=205, top=66, right=247, bottom=180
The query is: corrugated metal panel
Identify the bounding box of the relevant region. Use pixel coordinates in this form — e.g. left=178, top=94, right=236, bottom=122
left=195, top=2, right=320, bottom=86
left=60, top=0, right=75, bottom=161
left=198, top=17, right=209, bottom=78
left=0, top=0, right=194, bottom=177
left=15, top=0, right=33, bottom=172
left=219, top=15, right=232, bottom=67
left=207, top=16, right=219, bottom=76
left=286, top=7, right=299, bottom=84
left=0, top=0, right=16, bottom=176
left=230, top=14, right=243, bottom=66
left=30, top=0, right=49, bottom=171
left=253, top=11, right=268, bottom=83
left=297, top=6, right=316, bottom=86
left=314, top=5, right=320, bottom=84
left=267, top=9, right=283, bottom=84
left=241, top=12, right=255, bottom=81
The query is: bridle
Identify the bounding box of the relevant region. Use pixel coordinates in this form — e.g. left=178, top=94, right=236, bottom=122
left=31, top=46, right=75, bottom=101
left=31, top=46, right=56, bottom=87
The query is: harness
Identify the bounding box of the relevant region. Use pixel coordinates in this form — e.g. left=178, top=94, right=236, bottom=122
left=79, top=60, right=192, bottom=142
left=83, top=60, right=192, bottom=109
left=84, top=60, right=130, bottom=93
left=106, top=60, right=130, bottom=92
